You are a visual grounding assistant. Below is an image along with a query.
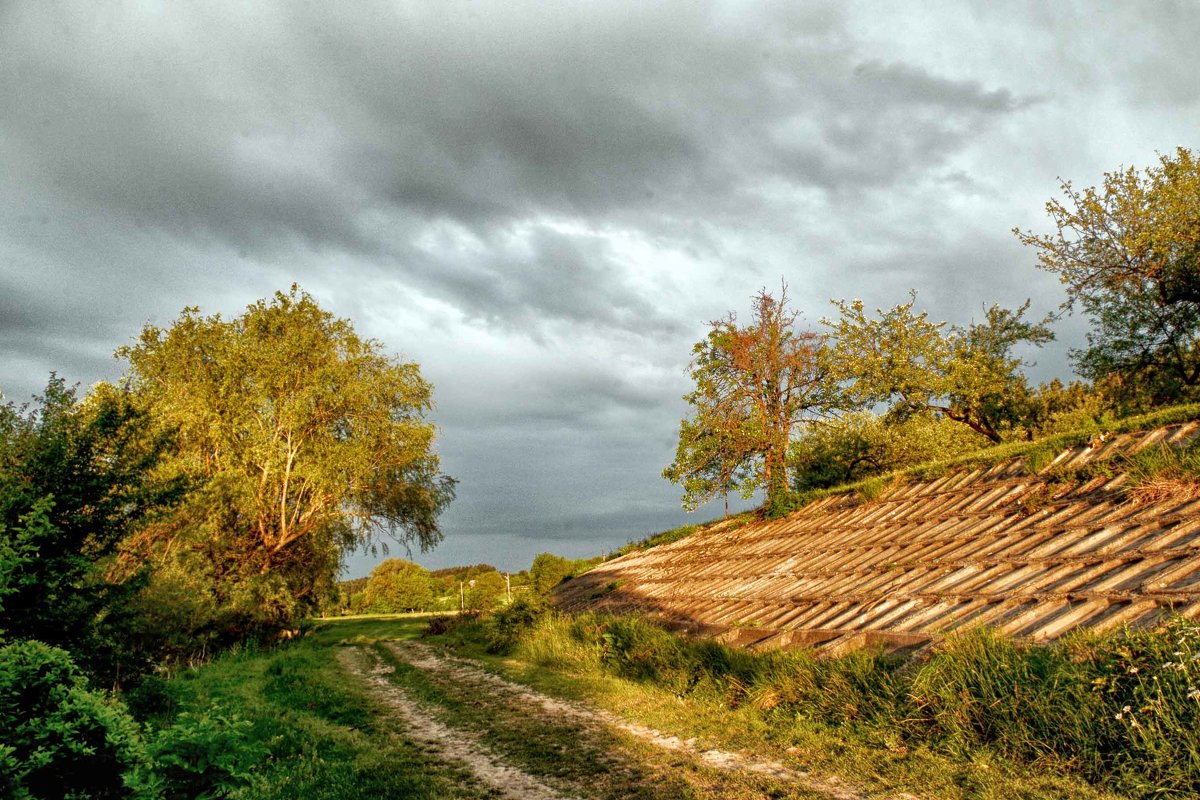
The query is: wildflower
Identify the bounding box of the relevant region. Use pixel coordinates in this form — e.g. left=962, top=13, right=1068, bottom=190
left=1128, top=666, right=1139, bottom=674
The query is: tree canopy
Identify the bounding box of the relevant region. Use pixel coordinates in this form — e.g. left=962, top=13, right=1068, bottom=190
left=1016, top=148, right=1200, bottom=405
left=827, top=295, right=1053, bottom=442
left=364, top=559, right=433, bottom=612
left=664, top=287, right=836, bottom=514
left=1015, top=147, right=1200, bottom=308
left=0, top=377, right=178, bottom=680
left=119, top=286, right=455, bottom=626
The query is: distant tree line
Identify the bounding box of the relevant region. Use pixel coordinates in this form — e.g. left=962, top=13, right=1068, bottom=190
left=666, top=147, right=1200, bottom=515
left=331, top=551, right=602, bottom=616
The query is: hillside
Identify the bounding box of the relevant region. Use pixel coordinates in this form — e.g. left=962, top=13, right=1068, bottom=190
left=556, top=421, right=1200, bottom=655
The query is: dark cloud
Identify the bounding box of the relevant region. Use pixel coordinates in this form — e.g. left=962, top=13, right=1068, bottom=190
left=3, top=1, right=1199, bottom=574
left=1, top=1, right=1030, bottom=330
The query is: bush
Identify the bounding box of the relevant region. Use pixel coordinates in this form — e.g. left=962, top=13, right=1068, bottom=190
left=484, top=596, right=549, bottom=654
left=463, top=571, right=506, bottom=611
left=0, top=639, right=154, bottom=799
left=422, top=613, right=479, bottom=637
left=147, top=708, right=262, bottom=799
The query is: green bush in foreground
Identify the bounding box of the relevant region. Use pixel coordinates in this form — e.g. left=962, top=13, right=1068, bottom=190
left=0, top=639, right=154, bottom=799
left=477, top=611, right=1200, bottom=798
left=147, top=708, right=262, bottom=800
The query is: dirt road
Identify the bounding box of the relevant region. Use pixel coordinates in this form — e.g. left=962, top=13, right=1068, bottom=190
left=340, top=639, right=914, bottom=800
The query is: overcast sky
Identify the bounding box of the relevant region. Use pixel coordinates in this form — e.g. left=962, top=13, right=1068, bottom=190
left=3, top=1, right=1199, bottom=577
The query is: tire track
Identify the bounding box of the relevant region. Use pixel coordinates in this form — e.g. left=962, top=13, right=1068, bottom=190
left=387, top=639, right=912, bottom=800
left=338, top=647, right=578, bottom=800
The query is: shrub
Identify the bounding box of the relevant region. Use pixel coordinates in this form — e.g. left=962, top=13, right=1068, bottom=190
left=422, top=612, right=479, bottom=637
left=147, top=708, right=262, bottom=799
left=483, top=596, right=550, bottom=654
left=0, top=639, right=154, bottom=799
left=364, top=559, right=433, bottom=613
left=463, top=571, right=506, bottom=611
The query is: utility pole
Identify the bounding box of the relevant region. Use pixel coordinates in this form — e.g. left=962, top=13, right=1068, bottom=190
left=459, top=580, right=464, bottom=614
left=505, top=572, right=511, bottom=603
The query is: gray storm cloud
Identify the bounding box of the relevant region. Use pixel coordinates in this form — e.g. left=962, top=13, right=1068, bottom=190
left=2, top=0, right=1199, bottom=573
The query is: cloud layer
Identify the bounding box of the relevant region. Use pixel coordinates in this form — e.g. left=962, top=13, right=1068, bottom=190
left=3, top=1, right=1199, bottom=573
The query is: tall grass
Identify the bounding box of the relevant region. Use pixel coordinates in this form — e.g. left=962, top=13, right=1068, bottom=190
left=464, top=610, right=1200, bottom=797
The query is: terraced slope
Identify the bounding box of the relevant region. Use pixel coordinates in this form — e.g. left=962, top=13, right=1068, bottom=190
left=556, top=422, right=1200, bottom=655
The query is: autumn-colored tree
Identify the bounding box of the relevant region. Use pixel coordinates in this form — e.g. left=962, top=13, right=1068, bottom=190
left=828, top=294, right=1053, bottom=443
left=1015, top=148, right=1200, bottom=405
left=119, top=287, right=455, bottom=627
left=665, top=287, right=837, bottom=514
left=365, top=559, right=433, bottom=612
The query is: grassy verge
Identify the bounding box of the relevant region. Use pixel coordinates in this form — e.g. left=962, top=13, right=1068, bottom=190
left=436, top=607, right=1200, bottom=799
left=136, top=617, right=489, bottom=800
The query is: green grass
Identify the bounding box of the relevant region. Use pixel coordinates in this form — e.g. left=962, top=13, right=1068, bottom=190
left=141, top=617, right=489, bottom=800
left=609, top=513, right=757, bottom=560
left=444, top=609, right=1200, bottom=799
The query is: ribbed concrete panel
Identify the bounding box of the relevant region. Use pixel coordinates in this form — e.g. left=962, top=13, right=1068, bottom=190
left=556, top=422, right=1200, bottom=653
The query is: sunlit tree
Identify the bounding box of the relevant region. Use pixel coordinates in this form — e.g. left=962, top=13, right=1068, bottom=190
left=120, top=287, right=455, bottom=625
left=665, top=286, right=837, bottom=514
left=1015, top=148, right=1200, bottom=404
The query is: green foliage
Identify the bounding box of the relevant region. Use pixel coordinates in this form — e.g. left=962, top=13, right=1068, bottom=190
left=364, top=559, right=433, bottom=613
left=910, top=628, right=1097, bottom=762
left=0, top=640, right=154, bottom=799
left=147, top=708, right=262, bottom=799
left=790, top=412, right=990, bottom=491
left=827, top=293, right=1054, bottom=443
left=118, top=287, right=455, bottom=632
left=525, top=552, right=601, bottom=595
left=1122, top=438, right=1200, bottom=485
left=483, top=595, right=550, bottom=654
left=0, top=377, right=178, bottom=682
left=1017, top=147, right=1200, bottom=405
left=529, top=552, right=573, bottom=595
left=481, top=611, right=1200, bottom=795
left=463, top=570, right=506, bottom=611
left=148, top=618, right=480, bottom=800
left=665, top=286, right=838, bottom=513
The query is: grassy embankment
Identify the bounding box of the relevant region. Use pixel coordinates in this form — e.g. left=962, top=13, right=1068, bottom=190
left=450, top=605, right=1200, bottom=799
left=149, top=609, right=1193, bottom=799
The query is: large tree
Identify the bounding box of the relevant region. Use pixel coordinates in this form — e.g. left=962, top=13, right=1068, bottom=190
left=364, top=559, right=433, bottom=612
left=1015, top=148, right=1200, bottom=404
left=119, top=287, right=455, bottom=624
left=665, top=287, right=836, bottom=514
left=828, top=294, right=1053, bottom=443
